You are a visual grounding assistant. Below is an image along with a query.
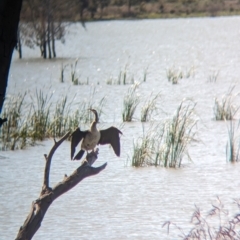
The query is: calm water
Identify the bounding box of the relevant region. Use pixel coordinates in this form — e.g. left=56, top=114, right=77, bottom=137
left=1, top=16, right=240, bottom=239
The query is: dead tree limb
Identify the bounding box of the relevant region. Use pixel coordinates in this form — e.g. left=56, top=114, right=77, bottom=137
left=15, top=131, right=107, bottom=240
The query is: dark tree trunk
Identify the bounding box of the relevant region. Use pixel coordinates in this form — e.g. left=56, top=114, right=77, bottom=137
left=51, top=21, right=56, bottom=58
left=15, top=132, right=107, bottom=240
left=127, top=0, right=131, bottom=16
left=0, top=0, right=23, bottom=115
left=17, top=29, right=22, bottom=59
left=47, top=0, right=52, bottom=59
left=42, top=39, right=47, bottom=59
left=47, top=22, right=52, bottom=59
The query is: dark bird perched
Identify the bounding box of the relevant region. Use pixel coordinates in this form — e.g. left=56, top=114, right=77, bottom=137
left=71, top=109, right=122, bottom=160
left=0, top=118, right=7, bottom=128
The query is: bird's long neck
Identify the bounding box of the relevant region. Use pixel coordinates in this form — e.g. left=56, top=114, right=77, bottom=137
left=90, top=111, right=99, bottom=132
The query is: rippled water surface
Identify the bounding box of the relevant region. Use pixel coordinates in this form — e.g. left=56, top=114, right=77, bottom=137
left=1, top=17, right=240, bottom=239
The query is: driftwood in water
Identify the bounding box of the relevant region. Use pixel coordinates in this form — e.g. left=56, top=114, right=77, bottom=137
left=15, top=131, right=107, bottom=240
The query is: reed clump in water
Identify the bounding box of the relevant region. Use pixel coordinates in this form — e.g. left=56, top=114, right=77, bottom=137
left=131, top=100, right=197, bottom=168
left=155, top=100, right=197, bottom=167
left=141, top=92, right=160, bottom=122
left=226, top=120, right=240, bottom=162
left=166, top=66, right=195, bottom=84
left=208, top=70, right=219, bottom=82
left=0, top=88, right=106, bottom=150
left=122, top=82, right=140, bottom=122
left=213, top=86, right=239, bottom=121
left=0, top=92, right=29, bottom=150
left=30, top=89, right=52, bottom=141
left=106, top=65, right=148, bottom=85
left=131, top=125, right=155, bottom=167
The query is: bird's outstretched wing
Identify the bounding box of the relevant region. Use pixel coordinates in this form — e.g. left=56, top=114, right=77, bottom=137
left=73, top=149, right=85, bottom=160
left=71, top=128, right=88, bottom=160
left=99, top=127, right=122, bottom=156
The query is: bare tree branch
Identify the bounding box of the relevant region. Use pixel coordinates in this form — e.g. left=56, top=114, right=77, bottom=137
left=42, top=131, right=71, bottom=194
left=15, top=134, right=107, bottom=240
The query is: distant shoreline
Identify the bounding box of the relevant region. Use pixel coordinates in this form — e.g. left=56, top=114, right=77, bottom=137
left=78, top=12, right=240, bottom=23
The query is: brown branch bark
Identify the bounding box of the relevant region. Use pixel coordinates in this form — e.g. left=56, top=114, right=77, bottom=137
left=15, top=133, right=107, bottom=240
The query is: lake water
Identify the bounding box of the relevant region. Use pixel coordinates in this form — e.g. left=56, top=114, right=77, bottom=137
left=1, top=16, right=240, bottom=239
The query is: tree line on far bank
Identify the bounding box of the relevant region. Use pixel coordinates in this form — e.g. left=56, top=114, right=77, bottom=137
left=18, top=0, right=240, bottom=59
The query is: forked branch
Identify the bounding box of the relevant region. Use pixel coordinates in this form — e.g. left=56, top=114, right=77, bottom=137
left=15, top=134, right=107, bottom=240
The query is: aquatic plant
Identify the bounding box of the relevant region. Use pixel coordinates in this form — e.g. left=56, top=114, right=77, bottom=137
left=122, top=82, right=140, bottom=122
left=166, top=66, right=195, bottom=84
left=60, top=62, right=68, bottom=83
left=30, top=89, right=52, bottom=141
left=70, top=58, right=79, bottom=85
left=184, top=66, right=195, bottom=79
left=143, top=66, right=148, bottom=82
left=213, top=86, right=239, bottom=121
left=208, top=70, right=219, bottom=82
left=141, top=92, right=160, bottom=122
left=166, top=67, right=182, bottom=84
left=0, top=87, right=107, bottom=151
left=131, top=125, right=155, bottom=167
left=155, top=100, right=197, bottom=167
left=50, top=96, right=70, bottom=137
left=0, top=92, right=29, bottom=150
left=106, top=65, right=137, bottom=85
left=226, top=120, right=240, bottom=162
left=130, top=100, right=197, bottom=168
left=163, top=197, right=240, bottom=239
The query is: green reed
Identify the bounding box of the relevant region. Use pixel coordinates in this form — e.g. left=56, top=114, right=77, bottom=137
left=166, top=66, right=195, bottom=84
left=226, top=120, right=240, bottom=162
left=30, top=89, right=52, bottom=141
left=0, top=92, right=29, bottom=150
left=143, top=67, right=148, bottom=82
left=214, top=86, right=239, bottom=121
left=70, top=58, right=79, bottom=85
left=60, top=62, right=68, bottom=83
left=166, top=67, right=183, bottom=84
left=131, top=125, right=156, bottom=167
left=155, top=100, right=197, bottom=167
left=122, top=82, right=140, bottom=122
left=0, top=88, right=106, bottom=151
left=208, top=70, right=219, bottom=82
left=141, top=92, right=160, bottom=122
left=106, top=65, right=136, bottom=85
left=130, top=100, right=197, bottom=168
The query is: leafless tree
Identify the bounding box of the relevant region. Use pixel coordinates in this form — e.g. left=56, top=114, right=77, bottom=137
left=19, top=0, right=68, bottom=59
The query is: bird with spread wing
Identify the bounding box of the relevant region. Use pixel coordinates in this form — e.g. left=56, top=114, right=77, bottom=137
left=71, top=109, right=122, bottom=160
